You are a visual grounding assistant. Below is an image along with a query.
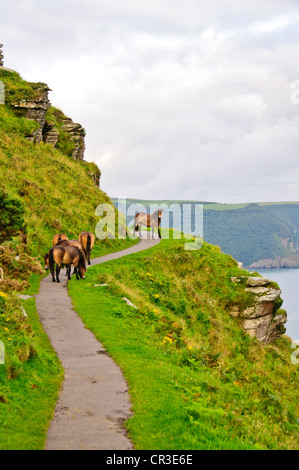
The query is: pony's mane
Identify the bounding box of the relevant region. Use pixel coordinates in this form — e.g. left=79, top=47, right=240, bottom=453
left=151, top=209, right=160, bottom=216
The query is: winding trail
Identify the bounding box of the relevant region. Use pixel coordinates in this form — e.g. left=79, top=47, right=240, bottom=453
left=35, top=236, right=160, bottom=450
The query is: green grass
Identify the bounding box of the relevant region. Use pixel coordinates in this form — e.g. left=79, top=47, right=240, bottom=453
left=68, top=235, right=299, bottom=450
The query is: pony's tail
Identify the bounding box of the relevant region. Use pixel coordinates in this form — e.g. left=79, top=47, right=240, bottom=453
left=86, top=234, right=91, bottom=254
left=135, top=212, right=139, bottom=231
left=79, top=249, right=86, bottom=267
left=49, top=247, right=55, bottom=276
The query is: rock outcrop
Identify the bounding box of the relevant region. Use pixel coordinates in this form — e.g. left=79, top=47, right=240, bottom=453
left=11, top=85, right=51, bottom=143
left=61, top=118, right=85, bottom=162
left=230, top=276, right=287, bottom=344
left=11, top=92, right=86, bottom=162
left=42, top=120, right=59, bottom=146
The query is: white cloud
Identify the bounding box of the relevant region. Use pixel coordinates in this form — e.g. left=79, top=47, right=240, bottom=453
left=1, top=0, right=299, bottom=202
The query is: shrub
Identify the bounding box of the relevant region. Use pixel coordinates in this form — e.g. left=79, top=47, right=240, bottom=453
left=0, top=190, right=25, bottom=243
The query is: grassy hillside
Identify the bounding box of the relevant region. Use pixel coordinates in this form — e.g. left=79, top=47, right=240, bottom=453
left=69, top=234, right=299, bottom=449
left=113, top=198, right=299, bottom=267
left=0, top=69, right=136, bottom=449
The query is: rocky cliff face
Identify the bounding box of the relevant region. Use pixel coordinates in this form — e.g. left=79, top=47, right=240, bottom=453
left=11, top=85, right=51, bottom=143
left=11, top=88, right=86, bottom=161
left=230, top=276, right=287, bottom=344
left=61, top=118, right=85, bottom=161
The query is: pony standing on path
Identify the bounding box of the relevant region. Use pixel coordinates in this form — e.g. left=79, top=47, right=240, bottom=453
left=134, top=209, right=163, bottom=239
left=44, top=245, right=86, bottom=282
left=53, top=239, right=85, bottom=277
left=79, top=231, right=95, bottom=265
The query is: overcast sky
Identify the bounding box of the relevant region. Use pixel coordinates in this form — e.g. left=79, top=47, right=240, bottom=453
left=1, top=0, right=299, bottom=203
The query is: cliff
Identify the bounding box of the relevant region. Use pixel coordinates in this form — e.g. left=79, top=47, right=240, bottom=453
left=10, top=84, right=87, bottom=162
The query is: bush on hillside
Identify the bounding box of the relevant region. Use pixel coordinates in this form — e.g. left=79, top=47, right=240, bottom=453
left=0, top=191, right=25, bottom=243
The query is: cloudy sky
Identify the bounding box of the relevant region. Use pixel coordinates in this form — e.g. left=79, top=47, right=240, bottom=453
left=1, top=0, right=299, bottom=203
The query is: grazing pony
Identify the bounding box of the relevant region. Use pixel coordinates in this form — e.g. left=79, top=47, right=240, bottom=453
left=52, top=233, right=68, bottom=246
left=55, top=238, right=84, bottom=251
left=54, top=239, right=85, bottom=277
left=134, top=209, right=163, bottom=239
left=79, top=231, right=95, bottom=265
left=44, top=245, right=86, bottom=282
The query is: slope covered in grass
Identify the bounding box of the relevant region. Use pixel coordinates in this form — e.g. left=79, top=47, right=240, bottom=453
left=69, top=235, right=299, bottom=450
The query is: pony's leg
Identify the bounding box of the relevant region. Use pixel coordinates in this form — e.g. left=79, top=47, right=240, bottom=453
left=88, top=251, right=91, bottom=265
left=56, top=264, right=61, bottom=283
left=65, top=265, right=70, bottom=279
left=75, top=265, right=79, bottom=280
left=158, top=226, right=161, bottom=239
left=51, top=266, right=56, bottom=282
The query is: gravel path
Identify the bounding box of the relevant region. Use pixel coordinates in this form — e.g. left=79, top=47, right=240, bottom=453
left=35, top=236, right=160, bottom=450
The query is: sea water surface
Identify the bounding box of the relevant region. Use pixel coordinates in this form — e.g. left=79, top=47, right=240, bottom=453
left=254, top=268, right=299, bottom=342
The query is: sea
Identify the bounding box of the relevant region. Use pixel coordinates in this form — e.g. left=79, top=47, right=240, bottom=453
left=252, top=268, right=299, bottom=342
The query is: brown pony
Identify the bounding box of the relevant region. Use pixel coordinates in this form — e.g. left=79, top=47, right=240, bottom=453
left=79, top=231, right=95, bottom=265
left=134, top=209, right=163, bottom=239
left=54, top=239, right=85, bottom=277
left=44, top=245, right=86, bottom=282
left=52, top=233, right=68, bottom=246
left=55, top=239, right=84, bottom=251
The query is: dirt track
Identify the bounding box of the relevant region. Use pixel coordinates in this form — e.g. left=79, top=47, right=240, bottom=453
left=35, top=236, right=160, bottom=450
